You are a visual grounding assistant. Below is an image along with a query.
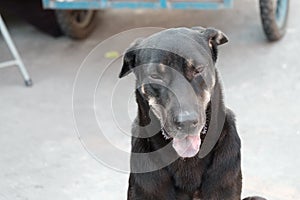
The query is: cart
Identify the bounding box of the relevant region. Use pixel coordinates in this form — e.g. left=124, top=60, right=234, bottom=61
left=42, top=0, right=289, bottom=41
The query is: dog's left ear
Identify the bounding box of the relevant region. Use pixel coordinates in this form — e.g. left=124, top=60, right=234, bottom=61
left=205, top=28, right=228, bottom=62
left=192, top=27, right=228, bottom=62
left=203, top=27, right=228, bottom=47
left=119, top=38, right=143, bottom=78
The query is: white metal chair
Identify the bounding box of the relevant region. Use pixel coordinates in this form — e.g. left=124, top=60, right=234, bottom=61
left=0, top=14, right=32, bottom=86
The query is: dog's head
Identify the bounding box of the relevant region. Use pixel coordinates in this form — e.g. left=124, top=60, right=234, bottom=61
left=119, top=27, right=228, bottom=158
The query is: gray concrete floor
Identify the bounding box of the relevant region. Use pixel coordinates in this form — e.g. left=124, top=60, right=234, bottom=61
left=0, top=0, right=300, bottom=199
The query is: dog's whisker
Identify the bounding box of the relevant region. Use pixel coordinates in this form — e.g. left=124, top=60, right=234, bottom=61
left=161, top=128, right=171, bottom=140
left=201, top=124, right=208, bottom=135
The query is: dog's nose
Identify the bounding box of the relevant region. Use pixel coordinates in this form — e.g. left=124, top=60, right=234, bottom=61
left=174, top=112, right=199, bottom=131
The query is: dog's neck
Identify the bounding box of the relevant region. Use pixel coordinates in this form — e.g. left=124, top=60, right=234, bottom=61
left=200, top=101, right=211, bottom=145
left=135, top=89, right=151, bottom=127
left=197, top=69, right=227, bottom=158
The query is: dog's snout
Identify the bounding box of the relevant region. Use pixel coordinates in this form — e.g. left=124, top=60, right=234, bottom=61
left=174, top=112, right=199, bottom=131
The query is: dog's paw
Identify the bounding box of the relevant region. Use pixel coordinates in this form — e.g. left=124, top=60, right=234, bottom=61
left=243, top=196, right=267, bottom=200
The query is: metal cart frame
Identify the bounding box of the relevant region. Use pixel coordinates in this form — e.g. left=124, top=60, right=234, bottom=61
left=42, top=0, right=289, bottom=41
left=43, top=0, right=233, bottom=10
left=0, top=15, right=32, bottom=87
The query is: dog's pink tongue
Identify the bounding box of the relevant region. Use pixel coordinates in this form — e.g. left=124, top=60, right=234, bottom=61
left=172, top=135, right=201, bottom=158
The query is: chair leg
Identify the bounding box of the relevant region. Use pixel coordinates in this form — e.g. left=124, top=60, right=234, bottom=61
left=0, top=14, right=33, bottom=86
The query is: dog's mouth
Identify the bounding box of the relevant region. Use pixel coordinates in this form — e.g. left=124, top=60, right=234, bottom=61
left=149, top=101, right=210, bottom=158
left=172, top=134, right=201, bottom=158
left=161, top=124, right=208, bottom=158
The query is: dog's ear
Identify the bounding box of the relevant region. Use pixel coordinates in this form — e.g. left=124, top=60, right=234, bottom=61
left=204, top=28, right=228, bottom=62
left=119, top=50, right=135, bottom=78
left=204, top=27, right=228, bottom=46
left=119, top=38, right=143, bottom=78
left=192, top=27, right=228, bottom=62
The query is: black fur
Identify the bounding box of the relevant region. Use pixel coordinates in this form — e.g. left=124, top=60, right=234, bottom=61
left=128, top=84, right=244, bottom=200
left=120, top=27, right=266, bottom=200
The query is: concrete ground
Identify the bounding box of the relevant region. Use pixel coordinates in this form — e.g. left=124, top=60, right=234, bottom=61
left=0, top=0, right=299, bottom=199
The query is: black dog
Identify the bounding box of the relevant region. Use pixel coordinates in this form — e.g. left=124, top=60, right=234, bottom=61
left=119, top=27, right=265, bottom=200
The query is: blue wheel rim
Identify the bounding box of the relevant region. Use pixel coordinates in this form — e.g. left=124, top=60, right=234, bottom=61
left=275, top=0, right=288, bottom=28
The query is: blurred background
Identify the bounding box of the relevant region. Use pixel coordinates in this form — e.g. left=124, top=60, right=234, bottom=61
left=0, top=0, right=299, bottom=199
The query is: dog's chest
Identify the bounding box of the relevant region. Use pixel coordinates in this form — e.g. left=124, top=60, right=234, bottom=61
left=168, top=158, right=206, bottom=193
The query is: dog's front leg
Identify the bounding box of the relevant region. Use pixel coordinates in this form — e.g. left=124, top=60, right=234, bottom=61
left=242, top=196, right=267, bottom=200
left=127, top=171, right=177, bottom=200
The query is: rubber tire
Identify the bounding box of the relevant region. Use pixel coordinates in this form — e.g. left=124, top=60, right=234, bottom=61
left=55, top=10, right=97, bottom=39
left=259, top=0, right=289, bottom=41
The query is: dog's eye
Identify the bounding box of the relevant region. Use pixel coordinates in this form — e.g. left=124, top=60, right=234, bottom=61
left=194, top=65, right=205, bottom=76
left=150, top=74, right=162, bottom=80
left=193, top=69, right=201, bottom=76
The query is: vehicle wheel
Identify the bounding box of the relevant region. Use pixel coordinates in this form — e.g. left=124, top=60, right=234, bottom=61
left=55, top=10, right=97, bottom=39
left=259, top=0, right=289, bottom=41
